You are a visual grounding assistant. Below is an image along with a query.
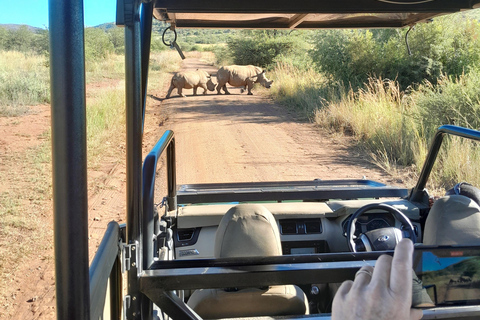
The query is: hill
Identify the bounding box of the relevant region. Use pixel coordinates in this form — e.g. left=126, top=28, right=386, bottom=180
left=0, top=24, right=44, bottom=33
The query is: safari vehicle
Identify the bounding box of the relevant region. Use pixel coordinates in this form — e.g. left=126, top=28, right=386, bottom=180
left=48, top=0, right=480, bottom=319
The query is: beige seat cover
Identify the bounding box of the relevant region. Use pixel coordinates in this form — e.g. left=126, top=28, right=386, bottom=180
left=187, top=204, right=309, bottom=319
left=424, top=195, right=480, bottom=245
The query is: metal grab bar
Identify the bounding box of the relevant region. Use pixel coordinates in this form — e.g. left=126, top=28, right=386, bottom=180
left=410, top=125, right=480, bottom=202
left=89, top=221, right=122, bottom=320
left=142, top=130, right=176, bottom=270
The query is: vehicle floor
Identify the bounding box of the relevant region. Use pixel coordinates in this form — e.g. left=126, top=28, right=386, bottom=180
left=1, top=57, right=404, bottom=319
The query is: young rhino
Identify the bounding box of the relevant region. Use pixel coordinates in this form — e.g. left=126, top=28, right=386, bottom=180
left=216, top=65, right=273, bottom=95
left=165, top=69, right=217, bottom=98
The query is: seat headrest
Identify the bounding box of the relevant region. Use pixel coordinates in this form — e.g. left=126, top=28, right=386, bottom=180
left=214, top=204, right=283, bottom=258
left=445, top=182, right=480, bottom=206
left=424, top=195, right=480, bottom=245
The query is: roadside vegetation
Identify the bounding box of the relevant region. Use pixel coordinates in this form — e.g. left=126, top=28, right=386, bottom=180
left=213, top=11, right=480, bottom=193
left=0, top=23, right=181, bottom=305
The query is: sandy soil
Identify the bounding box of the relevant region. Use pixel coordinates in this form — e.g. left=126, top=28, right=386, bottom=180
left=2, top=58, right=400, bottom=319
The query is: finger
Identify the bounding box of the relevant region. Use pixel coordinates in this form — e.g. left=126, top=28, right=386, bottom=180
left=352, top=265, right=374, bottom=290
left=410, top=308, right=423, bottom=320
left=335, top=280, right=354, bottom=298
left=391, top=239, right=414, bottom=295
left=371, top=254, right=392, bottom=287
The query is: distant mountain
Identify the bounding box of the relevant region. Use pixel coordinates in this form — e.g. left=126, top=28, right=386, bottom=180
left=94, top=22, right=116, bottom=30
left=0, top=24, right=44, bottom=32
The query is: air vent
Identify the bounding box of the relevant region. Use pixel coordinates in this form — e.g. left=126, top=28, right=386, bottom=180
left=306, top=221, right=321, bottom=233
left=280, top=221, right=297, bottom=234
left=177, top=228, right=195, bottom=241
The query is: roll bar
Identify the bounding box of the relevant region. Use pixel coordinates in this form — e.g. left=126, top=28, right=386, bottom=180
left=49, top=0, right=90, bottom=318
left=410, top=125, right=480, bottom=203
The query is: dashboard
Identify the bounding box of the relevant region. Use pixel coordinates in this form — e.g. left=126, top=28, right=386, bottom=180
left=172, top=200, right=422, bottom=259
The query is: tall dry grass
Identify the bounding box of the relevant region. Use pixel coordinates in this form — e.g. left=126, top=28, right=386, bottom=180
left=270, top=62, right=329, bottom=120
left=0, top=50, right=181, bottom=305
left=270, top=63, right=480, bottom=193
left=0, top=51, right=50, bottom=115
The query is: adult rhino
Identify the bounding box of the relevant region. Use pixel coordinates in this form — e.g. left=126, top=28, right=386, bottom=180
left=165, top=69, right=217, bottom=98
left=216, top=65, right=273, bottom=95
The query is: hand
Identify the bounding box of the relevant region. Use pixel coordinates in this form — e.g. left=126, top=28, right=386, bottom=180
left=332, top=239, right=423, bottom=320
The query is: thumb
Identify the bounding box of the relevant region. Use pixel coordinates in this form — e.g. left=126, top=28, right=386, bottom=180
left=410, top=308, right=423, bottom=320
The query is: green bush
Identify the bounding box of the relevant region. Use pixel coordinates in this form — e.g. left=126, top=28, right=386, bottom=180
left=310, top=13, right=480, bottom=89
left=226, top=30, right=311, bottom=69
left=106, top=27, right=125, bottom=54
left=84, top=28, right=114, bottom=61
left=0, top=26, right=49, bottom=55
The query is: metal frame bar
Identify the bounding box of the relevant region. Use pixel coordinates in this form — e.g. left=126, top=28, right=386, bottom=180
left=177, top=180, right=408, bottom=204
left=410, top=125, right=480, bottom=202
left=142, top=130, right=175, bottom=270
left=48, top=0, right=90, bottom=318
left=89, top=222, right=122, bottom=320
left=141, top=2, right=153, bottom=130
left=139, top=252, right=384, bottom=319
left=153, top=0, right=479, bottom=13
left=142, top=258, right=378, bottom=290
left=124, top=0, right=144, bottom=317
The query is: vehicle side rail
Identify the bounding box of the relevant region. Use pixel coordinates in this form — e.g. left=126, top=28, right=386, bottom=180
left=139, top=251, right=480, bottom=319
left=142, top=130, right=176, bottom=269
left=411, top=125, right=480, bottom=203
left=177, top=180, right=408, bottom=204
left=142, top=252, right=379, bottom=319
left=89, top=221, right=122, bottom=320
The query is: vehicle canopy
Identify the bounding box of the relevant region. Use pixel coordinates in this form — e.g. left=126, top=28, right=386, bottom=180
left=153, top=0, right=480, bottom=29
left=47, top=0, right=480, bottom=319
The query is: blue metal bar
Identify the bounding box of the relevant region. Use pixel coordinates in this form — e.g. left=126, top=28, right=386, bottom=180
left=410, top=125, right=480, bottom=202
left=48, top=0, right=90, bottom=319
left=142, top=130, right=175, bottom=270
left=89, top=222, right=121, bottom=320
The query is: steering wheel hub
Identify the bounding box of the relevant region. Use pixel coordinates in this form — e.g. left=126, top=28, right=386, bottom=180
left=346, top=203, right=416, bottom=252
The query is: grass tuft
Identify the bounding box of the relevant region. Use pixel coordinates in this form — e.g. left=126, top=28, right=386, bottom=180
left=0, top=52, right=50, bottom=112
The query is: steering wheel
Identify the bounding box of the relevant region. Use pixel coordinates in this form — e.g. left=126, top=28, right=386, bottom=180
left=346, top=203, right=416, bottom=252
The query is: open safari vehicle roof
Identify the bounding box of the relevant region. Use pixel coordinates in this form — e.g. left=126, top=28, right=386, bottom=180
left=154, top=0, right=480, bottom=29
left=49, top=0, right=480, bottom=319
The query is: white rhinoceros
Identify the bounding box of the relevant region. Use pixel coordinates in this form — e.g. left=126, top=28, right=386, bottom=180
left=165, top=70, right=217, bottom=98
left=216, top=65, right=273, bottom=95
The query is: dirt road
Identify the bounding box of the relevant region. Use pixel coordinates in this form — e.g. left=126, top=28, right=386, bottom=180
left=4, top=57, right=398, bottom=319
left=145, top=58, right=396, bottom=186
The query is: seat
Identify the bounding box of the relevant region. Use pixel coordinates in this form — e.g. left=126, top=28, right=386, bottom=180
left=187, top=204, right=309, bottom=319
left=423, top=194, right=480, bottom=245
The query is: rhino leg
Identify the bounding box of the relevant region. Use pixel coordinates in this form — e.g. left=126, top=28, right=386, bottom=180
left=165, top=83, right=175, bottom=99
left=222, top=84, right=231, bottom=95
left=216, top=81, right=225, bottom=94
left=200, top=84, right=208, bottom=95
left=193, top=86, right=198, bottom=96
left=246, top=80, right=255, bottom=95
left=177, top=87, right=186, bottom=98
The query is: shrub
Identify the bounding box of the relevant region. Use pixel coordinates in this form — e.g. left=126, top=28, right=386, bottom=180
left=226, top=30, right=311, bottom=69
left=84, top=28, right=114, bottom=61
left=310, top=13, right=480, bottom=89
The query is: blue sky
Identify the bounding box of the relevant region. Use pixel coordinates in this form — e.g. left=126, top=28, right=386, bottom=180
left=0, top=0, right=117, bottom=29
left=421, top=252, right=470, bottom=272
